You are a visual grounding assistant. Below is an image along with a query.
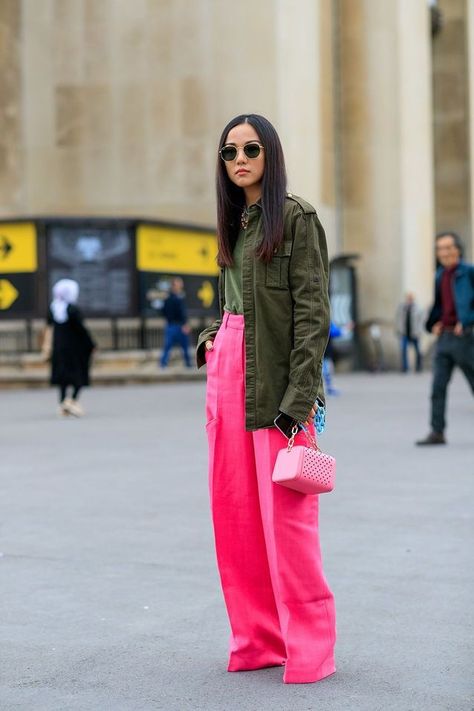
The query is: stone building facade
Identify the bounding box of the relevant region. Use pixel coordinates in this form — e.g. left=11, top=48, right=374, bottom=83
left=1, top=0, right=473, bottom=362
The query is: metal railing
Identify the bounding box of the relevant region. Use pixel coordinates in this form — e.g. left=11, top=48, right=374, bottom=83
left=0, top=317, right=214, bottom=355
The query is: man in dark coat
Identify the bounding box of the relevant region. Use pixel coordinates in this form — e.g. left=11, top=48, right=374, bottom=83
left=416, top=232, right=474, bottom=445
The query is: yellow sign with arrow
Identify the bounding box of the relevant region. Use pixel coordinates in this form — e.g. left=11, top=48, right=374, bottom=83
left=0, top=279, right=19, bottom=310
left=197, top=280, right=215, bottom=308
left=0, top=223, right=37, bottom=273
left=136, top=225, right=218, bottom=276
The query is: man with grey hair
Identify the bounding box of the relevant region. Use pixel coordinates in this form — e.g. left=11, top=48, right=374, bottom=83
left=416, top=232, right=474, bottom=445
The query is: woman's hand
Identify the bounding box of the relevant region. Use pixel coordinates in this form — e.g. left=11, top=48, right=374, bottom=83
left=303, top=402, right=318, bottom=428
left=205, top=339, right=214, bottom=351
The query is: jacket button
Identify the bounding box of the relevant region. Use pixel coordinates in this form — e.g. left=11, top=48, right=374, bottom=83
left=287, top=192, right=293, bottom=197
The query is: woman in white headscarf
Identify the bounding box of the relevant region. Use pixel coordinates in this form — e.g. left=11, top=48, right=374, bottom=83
left=48, top=279, right=95, bottom=417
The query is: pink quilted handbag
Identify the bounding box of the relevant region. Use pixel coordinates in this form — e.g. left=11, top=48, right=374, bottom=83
left=272, top=425, right=335, bottom=495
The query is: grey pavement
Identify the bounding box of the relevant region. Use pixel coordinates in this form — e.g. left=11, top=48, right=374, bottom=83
left=0, top=372, right=473, bottom=711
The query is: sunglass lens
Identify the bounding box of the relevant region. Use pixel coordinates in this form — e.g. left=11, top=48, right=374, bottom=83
left=220, top=146, right=237, bottom=161
left=244, top=143, right=261, bottom=158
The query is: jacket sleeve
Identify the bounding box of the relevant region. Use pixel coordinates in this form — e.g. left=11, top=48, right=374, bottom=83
left=425, top=274, right=441, bottom=333
left=468, top=265, right=474, bottom=325
left=195, top=318, right=221, bottom=368
left=415, top=305, right=427, bottom=337
left=195, top=268, right=224, bottom=369
left=278, top=211, right=330, bottom=421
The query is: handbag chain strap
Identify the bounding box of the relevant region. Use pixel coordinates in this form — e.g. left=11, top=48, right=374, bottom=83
left=287, top=424, right=320, bottom=453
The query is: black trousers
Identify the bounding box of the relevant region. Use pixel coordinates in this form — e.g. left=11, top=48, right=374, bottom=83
left=431, top=331, right=474, bottom=433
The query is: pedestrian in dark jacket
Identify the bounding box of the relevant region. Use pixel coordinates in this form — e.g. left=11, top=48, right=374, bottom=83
left=160, top=277, right=191, bottom=368
left=416, top=232, right=474, bottom=445
left=48, top=279, right=95, bottom=417
left=196, top=114, right=334, bottom=685
left=395, top=292, right=425, bottom=372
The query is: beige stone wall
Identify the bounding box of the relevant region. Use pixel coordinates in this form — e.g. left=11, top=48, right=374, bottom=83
left=3, top=0, right=336, bottom=251
left=15, top=0, right=276, bottom=223
left=2, top=0, right=469, bottom=364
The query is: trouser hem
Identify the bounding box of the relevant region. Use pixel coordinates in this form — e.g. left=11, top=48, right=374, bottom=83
left=227, top=652, right=286, bottom=672
left=283, top=655, right=336, bottom=684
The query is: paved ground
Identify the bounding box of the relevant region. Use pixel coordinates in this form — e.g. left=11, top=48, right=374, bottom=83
left=0, top=372, right=472, bottom=711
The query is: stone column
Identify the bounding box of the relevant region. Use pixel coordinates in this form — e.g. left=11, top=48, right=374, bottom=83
left=339, top=0, right=435, bottom=364
left=275, top=0, right=337, bottom=254
left=398, top=0, right=435, bottom=300
left=432, top=0, right=471, bottom=256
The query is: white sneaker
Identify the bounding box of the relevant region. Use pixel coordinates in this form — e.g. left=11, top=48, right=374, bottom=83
left=58, top=403, right=70, bottom=417
left=64, top=398, right=84, bottom=417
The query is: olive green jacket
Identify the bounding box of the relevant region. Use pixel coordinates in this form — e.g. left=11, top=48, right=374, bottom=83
left=196, top=194, right=330, bottom=431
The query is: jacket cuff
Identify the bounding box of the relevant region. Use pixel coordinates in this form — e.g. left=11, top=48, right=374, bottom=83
left=278, top=364, right=325, bottom=421
left=315, top=381, right=326, bottom=409
left=278, top=384, right=318, bottom=423
left=196, top=340, right=207, bottom=369
left=195, top=321, right=221, bottom=368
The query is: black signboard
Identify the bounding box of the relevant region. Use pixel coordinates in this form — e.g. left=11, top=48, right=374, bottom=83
left=139, top=272, right=219, bottom=318
left=47, top=226, right=135, bottom=316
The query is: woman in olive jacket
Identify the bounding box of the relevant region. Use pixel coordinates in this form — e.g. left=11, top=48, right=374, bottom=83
left=196, top=114, right=335, bottom=684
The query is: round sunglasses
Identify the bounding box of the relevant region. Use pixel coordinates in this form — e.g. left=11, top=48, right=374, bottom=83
left=219, top=142, right=264, bottom=162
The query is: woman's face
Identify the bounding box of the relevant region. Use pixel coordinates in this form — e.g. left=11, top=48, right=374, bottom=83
left=222, top=123, right=265, bottom=195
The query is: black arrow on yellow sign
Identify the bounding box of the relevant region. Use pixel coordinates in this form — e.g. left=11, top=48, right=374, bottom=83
left=0, top=236, right=13, bottom=260
left=0, top=279, right=19, bottom=309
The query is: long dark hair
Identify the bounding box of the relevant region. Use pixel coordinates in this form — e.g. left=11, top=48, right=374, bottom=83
left=216, top=114, right=287, bottom=266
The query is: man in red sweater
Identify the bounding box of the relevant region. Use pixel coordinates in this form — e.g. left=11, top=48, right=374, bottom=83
left=416, top=232, right=474, bottom=445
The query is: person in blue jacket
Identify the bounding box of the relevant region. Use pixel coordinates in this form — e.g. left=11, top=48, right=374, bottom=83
left=160, top=277, right=192, bottom=369
left=323, top=322, right=343, bottom=396
left=416, top=232, right=474, bottom=445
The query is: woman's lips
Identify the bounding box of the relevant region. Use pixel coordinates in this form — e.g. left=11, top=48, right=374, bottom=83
left=236, top=170, right=249, bottom=175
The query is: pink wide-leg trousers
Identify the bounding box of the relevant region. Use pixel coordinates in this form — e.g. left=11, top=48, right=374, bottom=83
left=205, top=312, right=336, bottom=684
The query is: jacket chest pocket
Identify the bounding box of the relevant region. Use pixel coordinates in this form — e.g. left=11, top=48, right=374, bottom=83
left=265, top=240, right=292, bottom=289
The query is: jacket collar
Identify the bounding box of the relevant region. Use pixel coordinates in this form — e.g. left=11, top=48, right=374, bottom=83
left=436, top=260, right=468, bottom=280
